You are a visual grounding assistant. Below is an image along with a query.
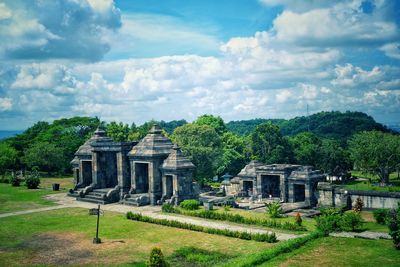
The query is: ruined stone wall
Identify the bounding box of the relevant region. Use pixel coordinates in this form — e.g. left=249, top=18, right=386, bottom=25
left=317, top=182, right=400, bottom=209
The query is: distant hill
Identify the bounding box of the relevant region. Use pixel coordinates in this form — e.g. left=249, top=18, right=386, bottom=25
left=0, top=130, right=23, bottom=140
left=226, top=119, right=285, bottom=136
left=227, top=111, right=392, bottom=140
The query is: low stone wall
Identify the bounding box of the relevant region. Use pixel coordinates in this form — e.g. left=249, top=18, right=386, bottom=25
left=317, top=182, right=400, bottom=209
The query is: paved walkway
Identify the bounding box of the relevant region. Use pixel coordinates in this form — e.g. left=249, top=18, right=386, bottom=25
left=330, top=231, right=391, bottom=240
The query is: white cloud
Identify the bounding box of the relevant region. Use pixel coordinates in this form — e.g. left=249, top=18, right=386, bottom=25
left=0, top=0, right=121, bottom=61
left=0, top=97, right=12, bottom=111
left=272, top=1, right=399, bottom=46
left=380, top=42, right=400, bottom=60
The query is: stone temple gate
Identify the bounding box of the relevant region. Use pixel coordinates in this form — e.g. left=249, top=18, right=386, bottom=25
left=69, top=125, right=197, bottom=205
left=224, top=161, right=325, bottom=206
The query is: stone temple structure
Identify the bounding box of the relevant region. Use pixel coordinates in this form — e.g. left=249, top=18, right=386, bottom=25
left=69, top=125, right=197, bottom=205
left=224, top=161, right=325, bottom=206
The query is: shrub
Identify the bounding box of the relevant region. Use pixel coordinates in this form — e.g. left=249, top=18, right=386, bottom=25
left=373, top=208, right=389, bottom=225
left=295, top=212, right=302, bottom=226
left=148, top=247, right=169, bottom=267
left=126, top=212, right=278, bottom=243
left=25, top=171, right=41, bottom=189
left=388, top=207, right=400, bottom=250
left=223, top=205, right=231, bottom=212
left=10, top=175, right=20, bottom=187
left=340, top=211, right=363, bottom=231
left=161, top=203, right=175, bottom=213
left=353, top=197, right=364, bottom=212
left=316, top=214, right=342, bottom=235
left=180, top=199, right=200, bottom=210
left=265, top=202, right=283, bottom=218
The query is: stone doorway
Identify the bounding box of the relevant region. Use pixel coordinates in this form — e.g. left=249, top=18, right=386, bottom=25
left=293, top=184, right=305, bottom=202
left=243, top=181, right=253, bottom=196
left=135, top=163, right=149, bottom=193
left=261, top=175, right=280, bottom=198
left=81, top=161, right=92, bottom=185
left=165, top=175, right=173, bottom=198
left=99, top=152, right=118, bottom=188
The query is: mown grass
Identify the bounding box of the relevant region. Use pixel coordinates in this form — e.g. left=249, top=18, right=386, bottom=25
left=343, top=180, right=400, bottom=192
left=0, top=177, right=73, bottom=214
left=0, top=208, right=275, bottom=266
left=260, top=237, right=400, bottom=267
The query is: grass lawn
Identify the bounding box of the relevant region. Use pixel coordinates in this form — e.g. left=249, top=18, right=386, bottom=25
left=260, top=237, right=400, bottom=267
left=360, top=211, right=389, bottom=233
left=0, top=208, right=275, bottom=266
left=342, top=180, right=400, bottom=192
left=0, top=177, right=73, bottom=214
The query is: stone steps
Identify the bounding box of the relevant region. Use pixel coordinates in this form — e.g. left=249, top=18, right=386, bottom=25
left=123, top=193, right=150, bottom=206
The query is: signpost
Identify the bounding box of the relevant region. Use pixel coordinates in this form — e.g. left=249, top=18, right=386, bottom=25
left=90, top=204, right=102, bottom=244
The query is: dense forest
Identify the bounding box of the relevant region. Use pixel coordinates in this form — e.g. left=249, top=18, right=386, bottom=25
left=227, top=111, right=392, bottom=140
left=0, top=111, right=399, bottom=185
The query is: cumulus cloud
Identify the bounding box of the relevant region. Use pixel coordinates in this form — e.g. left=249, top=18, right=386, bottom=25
left=0, top=97, right=12, bottom=111
left=0, top=0, right=121, bottom=61
left=271, top=0, right=399, bottom=47
left=380, top=42, right=400, bottom=60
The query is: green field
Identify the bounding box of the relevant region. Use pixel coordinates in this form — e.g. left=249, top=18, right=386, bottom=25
left=0, top=208, right=275, bottom=266
left=0, top=177, right=73, bottom=214
left=261, top=237, right=400, bottom=267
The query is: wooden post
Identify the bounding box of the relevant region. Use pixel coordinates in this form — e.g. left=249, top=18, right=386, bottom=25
left=93, top=204, right=101, bottom=244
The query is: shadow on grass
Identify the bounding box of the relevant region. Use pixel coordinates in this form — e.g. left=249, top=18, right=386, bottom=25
left=168, top=246, right=231, bottom=267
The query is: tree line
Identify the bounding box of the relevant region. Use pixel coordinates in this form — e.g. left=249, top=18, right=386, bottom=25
left=0, top=111, right=398, bottom=185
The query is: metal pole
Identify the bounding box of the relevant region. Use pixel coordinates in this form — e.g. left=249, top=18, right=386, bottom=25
left=93, top=204, right=101, bottom=244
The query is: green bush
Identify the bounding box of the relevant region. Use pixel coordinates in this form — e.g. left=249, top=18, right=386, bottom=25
left=25, top=172, right=41, bottom=189
left=340, top=211, right=363, bottom=231
left=373, top=208, right=389, bottom=225
left=148, top=247, right=169, bottom=267
left=180, top=199, right=200, bottom=210
left=10, top=175, right=20, bottom=187
left=316, top=214, right=342, bottom=235
left=126, top=212, right=278, bottom=243
left=388, top=207, right=400, bottom=250
left=161, top=203, right=175, bottom=213
left=265, top=202, right=283, bottom=218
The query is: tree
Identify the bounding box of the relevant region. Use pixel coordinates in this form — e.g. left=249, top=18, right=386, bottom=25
left=0, top=142, right=18, bottom=173
left=218, top=132, right=247, bottom=175
left=316, top=139, right=352, bottom=177
left=289, top=132, right=321, bottom=166
left=171, top=124, right=223, bottom=183
left=106, top=121, right=130, bottom=142
left=194, top=114, right=227, bottom=135
left=23, top=142, right=64, bottom=173
left=251, top=123, right=292, bottom=164
left=349, top=131, right=400, bottom=184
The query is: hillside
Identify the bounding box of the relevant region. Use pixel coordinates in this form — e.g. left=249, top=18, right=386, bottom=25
left=227, top=111, right=392, bottom=140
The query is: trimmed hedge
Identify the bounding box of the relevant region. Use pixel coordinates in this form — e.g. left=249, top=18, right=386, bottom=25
left=220, top=231, right=323, bottom=267
left=126, top=212, right=278, bottom=243
left=161, top=204, right=306, bottom=232
left=179, top=199, right=200, bottom=210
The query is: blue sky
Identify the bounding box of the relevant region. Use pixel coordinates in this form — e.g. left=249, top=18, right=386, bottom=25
left=0, top=0, right=399, bottom=130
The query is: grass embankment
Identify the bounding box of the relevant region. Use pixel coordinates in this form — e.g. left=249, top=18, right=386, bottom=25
left=0, top=177, right=73, bottom=214
left=261, top=237, right=400, bottom=267
left=344, top=171, right=400, bottom=192
left=0, top=208, right=275, bottom=266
